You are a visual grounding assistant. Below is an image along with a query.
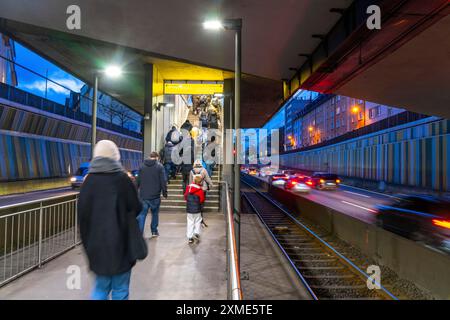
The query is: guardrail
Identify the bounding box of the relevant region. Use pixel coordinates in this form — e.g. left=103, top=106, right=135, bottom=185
left=0, top=194, right=80, bottom=287
left=222, top=181, right=243, bottom=300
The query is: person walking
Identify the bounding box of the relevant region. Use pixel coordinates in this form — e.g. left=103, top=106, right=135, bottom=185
left=136, top=152, right=168, bottom=237
left=181, top=119, right=193, bottom=133
left=161, top=141, right=176, bottom=183
left=207, top=105, right=220, bottom=130
left=189, top=159, right=213, bottom=228
left=165, top=125, right=182, bottom=145
left=203, top=135, right=217, bottom=178
left=179, top=133, right=195, bottom=191
left=78, top=140, right=145, bottom=300
left=184, top=175, right=205, bottom=244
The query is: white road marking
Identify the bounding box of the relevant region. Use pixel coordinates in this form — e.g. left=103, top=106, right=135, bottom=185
left=341, top=200, right=377, bottom=213
left=340, top=184, right=402, bottom=200
left=343, top=190, right=371, bottom=198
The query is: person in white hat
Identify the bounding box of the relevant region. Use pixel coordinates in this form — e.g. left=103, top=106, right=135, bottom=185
left=78, top=140, right=144, bottom=300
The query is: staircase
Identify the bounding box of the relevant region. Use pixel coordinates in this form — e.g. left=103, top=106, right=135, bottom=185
left=160, top=109, right=221, bottom=212
left=160, top=167, right=221, bottom=212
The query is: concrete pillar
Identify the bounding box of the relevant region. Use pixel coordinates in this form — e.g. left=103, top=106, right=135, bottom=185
left=143, top=63, right=153, bottom=159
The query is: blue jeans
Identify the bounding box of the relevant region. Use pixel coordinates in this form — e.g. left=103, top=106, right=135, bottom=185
left=164, top=162, right=176, bottom=180
left=137, top=198, right=161, bottom=233
left=205, top=163, right=214, bottom=178
left=91, top=270, right=131, bottom=300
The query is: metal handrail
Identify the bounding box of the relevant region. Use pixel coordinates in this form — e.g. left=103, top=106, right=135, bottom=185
left=0, top=192, right=78, bottom=211
left=222, top=181, right=243, bottom=300
left=0, top=193, right=80, bottom=287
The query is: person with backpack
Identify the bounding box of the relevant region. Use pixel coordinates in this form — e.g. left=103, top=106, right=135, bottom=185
left=203, top=135, right=217, bottom=178
left=161, top=141, right=176, bottom=182
left=77, top=140, right=144, bottom=300
left=207, top=106, right=220, bottom=129
left=181, top=119, right=193, bottom=132
left=184, top=175, right=205, bottom=244
left=166, top=126, right=182, bottom=145
left=199, top=110, right=209, bottom=142
left=189, top=159, right=213, bottom=228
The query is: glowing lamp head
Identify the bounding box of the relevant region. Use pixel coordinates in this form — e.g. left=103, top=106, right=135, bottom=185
left=352, top=106, right=360, bottom=114
left=308, top=126, right=314, bottom=132
left=104, top=65, right=123, bottom=78
left=203, top=20, right=224, bottom=30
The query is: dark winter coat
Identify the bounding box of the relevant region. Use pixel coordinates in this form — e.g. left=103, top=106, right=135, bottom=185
left=137, top=159, right=168, bottom=200
left=78, top=164, right=143, bottom=276
left=181, top=120, right=193, bottom=132
left=184, top=183, right=205, bottom=213
left=162, top=143, right=175, bottom=164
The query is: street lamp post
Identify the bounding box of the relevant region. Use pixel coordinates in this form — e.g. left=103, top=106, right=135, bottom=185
left=91, top=74, right=99, bottom=160
left=90, top=65, right=123, bottom=159
left=204, top=18, right=243, bottom=259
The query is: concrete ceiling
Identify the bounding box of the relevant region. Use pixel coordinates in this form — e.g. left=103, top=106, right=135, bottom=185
left=0, top=0, right=353, bottom=80
left=335, top=12, right=450, bottom=117
left=2, top=0, right=447, bottom=126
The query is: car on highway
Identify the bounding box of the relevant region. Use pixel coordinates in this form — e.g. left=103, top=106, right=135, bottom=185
left=127, top=169, right=139, bottom=183
left=248, top=167, right=259, bottom=176
left=375, top=195, right=450, bottom=251
left=268, top=173, right=289, bottom=186
left=70, top=162, right=90, bottom=189
left=259, top=166, right=279, bottom=178
left=284, top=176, right=311, bottom=193
left=308, top=172, right=341, bottom=190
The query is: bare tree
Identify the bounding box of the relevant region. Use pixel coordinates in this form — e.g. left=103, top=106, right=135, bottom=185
left=100, top=101, right=135, bottom=128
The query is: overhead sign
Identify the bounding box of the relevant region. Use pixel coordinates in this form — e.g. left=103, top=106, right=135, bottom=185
left=164, top=82, right=224, bottom=95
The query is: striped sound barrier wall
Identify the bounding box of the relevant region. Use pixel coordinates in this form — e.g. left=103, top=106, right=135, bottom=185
left=0, top=103, right=143, bottom=182
left=281, top=118, right=450, bottom=192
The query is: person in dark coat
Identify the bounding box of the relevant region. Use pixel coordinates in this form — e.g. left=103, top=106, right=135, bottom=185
left=181, top=119, right=193, bottom=132
left=136, top=152, right=168, bottom=237
left=184, top=175, right=205, bottom=244
left=165, top=125, right=182, bottom=145
left=78, top=140, right=143, bottom=300
left=178, top=133, right=195, bottom=191
left=161, top=141, right=176, bottom=182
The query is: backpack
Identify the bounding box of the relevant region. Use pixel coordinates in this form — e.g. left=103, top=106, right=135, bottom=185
left=191, top=169, right=204, bottom=185
left=170, top=130, right=181, bottom=144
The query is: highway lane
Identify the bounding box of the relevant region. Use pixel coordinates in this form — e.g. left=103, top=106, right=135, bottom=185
left=0, top=187, right=78, bottom=208
left=253, top=174, right=396, bottom=224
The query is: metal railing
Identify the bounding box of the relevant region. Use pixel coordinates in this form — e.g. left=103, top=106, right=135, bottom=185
left=0, top=194, right=80, bottom=287
left=222, top=181, right=243, bottom=300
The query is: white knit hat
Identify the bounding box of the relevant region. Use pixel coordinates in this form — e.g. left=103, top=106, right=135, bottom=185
left=93, top=140, right=121, bottom=161
left=194, top=159, right=203, bottom=167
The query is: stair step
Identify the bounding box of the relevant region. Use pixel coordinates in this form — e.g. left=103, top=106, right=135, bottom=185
left=160, top=206, right=220, bottom=212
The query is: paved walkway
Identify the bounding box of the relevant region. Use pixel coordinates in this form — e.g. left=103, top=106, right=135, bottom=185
left=0, top=212, right=227, bottom=300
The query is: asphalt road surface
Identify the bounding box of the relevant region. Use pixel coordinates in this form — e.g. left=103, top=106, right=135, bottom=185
left=0, top=188, right=78, bottom=208
left=255, top=175, right=398, bottom=224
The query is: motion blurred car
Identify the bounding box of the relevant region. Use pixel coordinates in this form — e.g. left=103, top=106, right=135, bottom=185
left=284, top=176, right=311, bottom=193
left=127, top=170, right=139, bottom=183
left=259, top=166, right=279, bottom=177
left=70, top=162, right=89, bottom=189
left=375, top=195, right=450, bottom=250
left=268, top=173, right=289, bottom=186
left=308, top=172, right=341, bottom=190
